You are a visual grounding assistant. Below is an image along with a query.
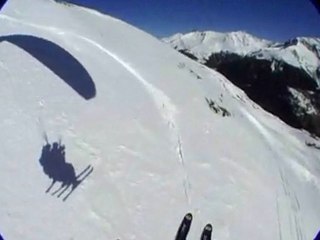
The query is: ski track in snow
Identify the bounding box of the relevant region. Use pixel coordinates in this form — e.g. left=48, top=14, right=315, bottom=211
left=0, top=14, right=192, bottom=205
left=76, top=35, right=192, bottom=205
left=240, top=107, right=306, bottom=240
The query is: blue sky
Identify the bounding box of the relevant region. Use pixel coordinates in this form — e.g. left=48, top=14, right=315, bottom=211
left=67, top=0, right=320, bottom=41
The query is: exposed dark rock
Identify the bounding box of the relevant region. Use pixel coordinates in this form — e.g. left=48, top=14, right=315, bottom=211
left=54, top=0, right=73, bottom=6
left=283, top=38, right=299, bottom=48
left=178, top=49, right=198, bottom=61
left=306, top=141, right=320, bottom=150
left=206, top=98, right=231, bottom=117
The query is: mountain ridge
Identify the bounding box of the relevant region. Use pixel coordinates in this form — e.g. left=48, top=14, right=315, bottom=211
left=164, top=30, right=320, bottom=137
left=163, top=31, right=320, bottom=82
left=163, top=30, right=272, bottom=61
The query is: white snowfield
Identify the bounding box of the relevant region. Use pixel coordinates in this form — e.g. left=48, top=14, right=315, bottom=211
left=164, top=31, right=320, bottom=86
left=0, top=0, right=320, bottom=240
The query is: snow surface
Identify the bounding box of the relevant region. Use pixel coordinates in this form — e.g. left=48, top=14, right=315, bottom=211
left=0, top=0, right=320, bottom=240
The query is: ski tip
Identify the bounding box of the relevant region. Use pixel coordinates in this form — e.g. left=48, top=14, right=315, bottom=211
left=185, top=213, right=193, bottom=221
left=204, top=223, right=212, bottom=232
left=201, top=223, right=213, bottom=240
left=175, top=213, right=193, bottom=240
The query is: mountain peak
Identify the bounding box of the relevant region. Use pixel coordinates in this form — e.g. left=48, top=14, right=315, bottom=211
left=163, top=30, right=272, bottom=60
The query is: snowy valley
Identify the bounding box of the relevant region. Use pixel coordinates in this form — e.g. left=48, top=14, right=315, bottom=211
left=0, top=0, right=320, bottom=240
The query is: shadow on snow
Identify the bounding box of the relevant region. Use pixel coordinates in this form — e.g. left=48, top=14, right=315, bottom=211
left=0, top=34, right=96, bottom=100
left=39, top=141, right=93, bottom=201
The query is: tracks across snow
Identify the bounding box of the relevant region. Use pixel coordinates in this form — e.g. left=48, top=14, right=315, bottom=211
left=75, top=33, right=192, bottom=205
left=0, top=15, right=177, bottom=128
left=77, top=36, right=177, bottom=126
left=1, top=14, right=192, bottom=205
left=240, top=107, right=306, bottom=240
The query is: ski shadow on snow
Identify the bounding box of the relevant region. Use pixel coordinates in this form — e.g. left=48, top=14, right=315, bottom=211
left=39, top=141, right=93, bottom=201
left=0, top=34, right=96, bottom=100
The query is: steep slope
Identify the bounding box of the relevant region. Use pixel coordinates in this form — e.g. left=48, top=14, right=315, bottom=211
left=164, top=32, right=320, bottom=137
left=0, top=1, right=320, bottom=240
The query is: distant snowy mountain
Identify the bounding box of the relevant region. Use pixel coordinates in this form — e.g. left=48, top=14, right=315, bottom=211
left=253, top=37, right=320, bottom=82
left=163, top=31, right=272, bottom=60
left=164, top=31, right=320, bottom=137
left=0, top=1, right=320, bottom=240
left=164, top=31, right=320, bottom=83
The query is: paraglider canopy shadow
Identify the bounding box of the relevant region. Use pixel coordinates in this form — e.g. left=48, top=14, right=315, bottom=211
left=0, top=34, right=96, bottom=100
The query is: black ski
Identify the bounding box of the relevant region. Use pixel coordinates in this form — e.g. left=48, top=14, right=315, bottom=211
left=175, top=213, right=193, bottom=240
left=200, top=224, right=212, bottom=240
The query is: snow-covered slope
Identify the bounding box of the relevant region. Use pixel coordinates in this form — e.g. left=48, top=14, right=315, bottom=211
left=164, top=31, right=320, bottom=84
left=0, top=1, right=320, bottom=240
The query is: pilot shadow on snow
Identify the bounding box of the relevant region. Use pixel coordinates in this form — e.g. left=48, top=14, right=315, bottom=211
left=0, top=34, right=96, bottom=100
left=39, top=141, right=93, bottom=201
